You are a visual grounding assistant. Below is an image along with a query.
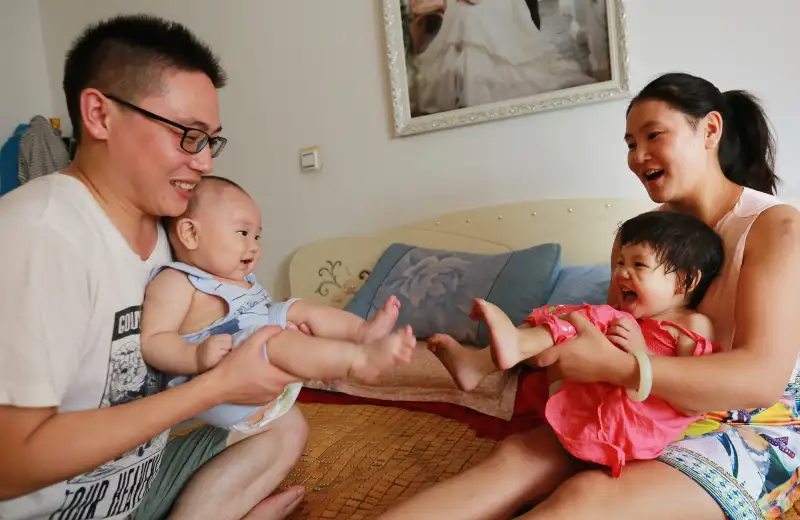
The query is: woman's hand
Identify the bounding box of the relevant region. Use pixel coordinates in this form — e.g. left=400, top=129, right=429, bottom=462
left=535, top=312, right=639, bottom=388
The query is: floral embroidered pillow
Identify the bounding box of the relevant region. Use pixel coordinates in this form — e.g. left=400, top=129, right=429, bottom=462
left=345, top=243, right=561, bottom=346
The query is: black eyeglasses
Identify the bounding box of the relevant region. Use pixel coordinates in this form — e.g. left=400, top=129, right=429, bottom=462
left=103, top=94, right=227, bottom=158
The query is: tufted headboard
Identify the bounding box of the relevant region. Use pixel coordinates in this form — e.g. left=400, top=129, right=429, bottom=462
left=288, top=197, right=659, bottom=308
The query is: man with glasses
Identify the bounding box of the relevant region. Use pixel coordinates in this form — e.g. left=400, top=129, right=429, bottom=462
left=0, top=14, right=307, bottom=520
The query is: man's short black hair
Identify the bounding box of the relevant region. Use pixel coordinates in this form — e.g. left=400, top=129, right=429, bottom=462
left=618, top=211, right=724, bottom=308
left=63, top=14, right=227, bottom=143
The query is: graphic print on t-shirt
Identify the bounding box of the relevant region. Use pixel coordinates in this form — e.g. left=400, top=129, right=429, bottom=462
left=102, top=305, right=162, bottom=408
left=49, top=305, right=168, bottom=520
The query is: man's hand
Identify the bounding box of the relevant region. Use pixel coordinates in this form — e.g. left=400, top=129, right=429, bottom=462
left=0, top=329, right=298, bottom=501
left=206, top=326, right=301, bottom=406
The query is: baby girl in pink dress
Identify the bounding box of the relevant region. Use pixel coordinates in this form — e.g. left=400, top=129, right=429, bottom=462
left=429, top=211, right=724, bottom=476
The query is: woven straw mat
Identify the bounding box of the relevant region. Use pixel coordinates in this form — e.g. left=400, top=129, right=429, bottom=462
left=279, top=402, right=497, bottom=519
left=282, top=403, right=800, bottom=519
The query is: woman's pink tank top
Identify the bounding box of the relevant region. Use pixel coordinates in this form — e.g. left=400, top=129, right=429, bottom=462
left=698, top=187, right=781, bottom=350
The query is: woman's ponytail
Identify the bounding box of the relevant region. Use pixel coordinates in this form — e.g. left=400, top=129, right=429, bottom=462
left=720, top=90, right=778, bottom=195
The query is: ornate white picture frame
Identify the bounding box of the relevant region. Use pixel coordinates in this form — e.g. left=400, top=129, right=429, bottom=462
left=383, top=0, right=630, bottom=137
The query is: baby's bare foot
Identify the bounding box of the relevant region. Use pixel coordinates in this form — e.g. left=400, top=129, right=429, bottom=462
left=358, top=295, right=401, bottom=344
left=472, top=299, right=526, bottom=370
left=349, top=325, right=415, bottom=385
left=427, top=333, right=495, bottom=392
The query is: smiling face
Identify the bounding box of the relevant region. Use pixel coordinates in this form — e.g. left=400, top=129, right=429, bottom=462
left=612, top=242, right=688, bottom=319
left=106, top=70, right=222, bottom=218
left=624, top=99, right=719, bottom=204
left=63, top=15, right=228, bottom=219
left=172, top=180, right=263, bottom=282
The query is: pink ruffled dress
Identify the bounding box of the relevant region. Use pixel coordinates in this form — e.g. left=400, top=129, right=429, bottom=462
left=526, top=304, right=717, bottom=477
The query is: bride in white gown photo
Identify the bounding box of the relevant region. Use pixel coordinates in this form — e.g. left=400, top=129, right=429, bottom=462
left=414, top=0, right=596, bottom=115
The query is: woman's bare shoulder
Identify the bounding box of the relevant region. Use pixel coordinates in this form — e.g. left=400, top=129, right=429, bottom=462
left=754, top=203, right=800, bottom=223
left=748, top=204, right=800, bottom=253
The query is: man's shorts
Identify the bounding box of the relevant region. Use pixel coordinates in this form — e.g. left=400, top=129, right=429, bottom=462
left=133, top=423, right=228, bottom=520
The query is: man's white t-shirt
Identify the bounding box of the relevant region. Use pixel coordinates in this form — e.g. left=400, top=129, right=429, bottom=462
left=0, top=174, right=172, bottom=519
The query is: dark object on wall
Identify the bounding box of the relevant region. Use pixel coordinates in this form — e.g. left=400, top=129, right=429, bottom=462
left=524, top=0, right=541, bottom=29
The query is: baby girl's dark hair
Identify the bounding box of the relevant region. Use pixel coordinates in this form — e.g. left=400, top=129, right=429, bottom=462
left=618, top=211, right=724, bottom=308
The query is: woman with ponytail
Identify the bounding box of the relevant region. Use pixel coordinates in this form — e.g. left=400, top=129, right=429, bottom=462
left=379, top=73, right=800, bottom=520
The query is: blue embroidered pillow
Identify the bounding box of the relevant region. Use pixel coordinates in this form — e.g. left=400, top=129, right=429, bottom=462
left=345, top=243, right=561, bottom=346
left=546, top=265, right=611, bottom=306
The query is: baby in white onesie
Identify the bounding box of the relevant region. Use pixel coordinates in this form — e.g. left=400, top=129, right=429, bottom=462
left=140, top=176, right=415, bottom=432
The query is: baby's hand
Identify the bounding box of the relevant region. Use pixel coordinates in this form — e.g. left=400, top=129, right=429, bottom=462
left=197, top=334, right=234, bottom=372
left=286, top=321, right=313, bottom=336
left=606, top=318, right=647, bottom=353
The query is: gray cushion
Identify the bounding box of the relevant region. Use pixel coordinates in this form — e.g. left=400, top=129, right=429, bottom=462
left=345, top=243, right=561, bottom=346
left=546, top=265, right=611, bottom=306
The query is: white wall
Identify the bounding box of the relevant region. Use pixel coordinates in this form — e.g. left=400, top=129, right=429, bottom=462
left=35, top=0, right=800, bottom=297
left=0, top=1, right=53, bottom=138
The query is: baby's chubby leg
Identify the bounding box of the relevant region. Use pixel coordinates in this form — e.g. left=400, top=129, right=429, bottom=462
left=429, top=299, right=558, bottom=391
left=471, top=299, right=555, bottom=370
left=427, top=334, right=497, bottom=392
left=265, top=326, right=416, bottom=385
left=286, top=296, right=401, bottom=344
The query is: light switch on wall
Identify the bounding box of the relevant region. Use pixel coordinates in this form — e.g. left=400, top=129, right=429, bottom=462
left=299, top=146, right=321, bottom=172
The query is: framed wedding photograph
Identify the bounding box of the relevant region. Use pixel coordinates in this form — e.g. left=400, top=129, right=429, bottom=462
left=383, top=0, right=630, bottom=136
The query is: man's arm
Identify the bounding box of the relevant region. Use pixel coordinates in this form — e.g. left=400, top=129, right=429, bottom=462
left=0, top=325, right=293, bottom=500
left=140, top=268, right=203, bottom=374
left=0, top=377, right=217, bottom=499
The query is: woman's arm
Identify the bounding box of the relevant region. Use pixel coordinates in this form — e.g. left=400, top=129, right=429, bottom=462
left=540, top=205, right=800, bottom=412
left=616, top=205, right=800, bottom=410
